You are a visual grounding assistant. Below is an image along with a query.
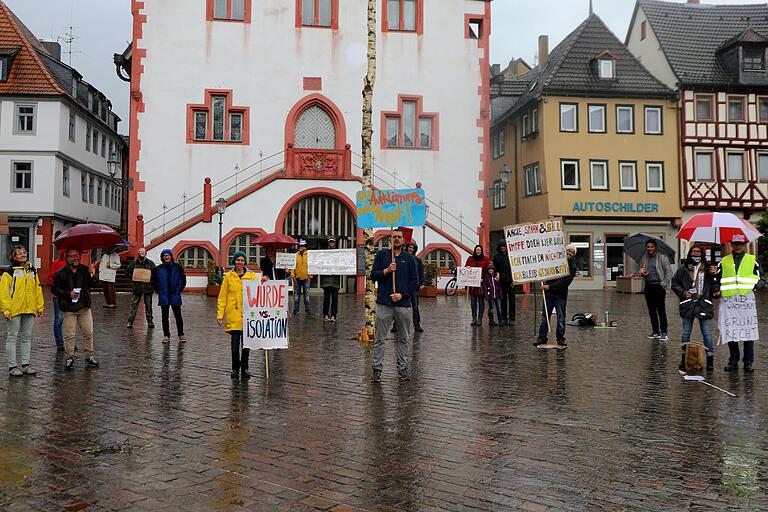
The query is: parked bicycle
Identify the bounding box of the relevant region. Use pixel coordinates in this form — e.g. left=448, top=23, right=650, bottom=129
left=444, top=267, right=458, bottom=296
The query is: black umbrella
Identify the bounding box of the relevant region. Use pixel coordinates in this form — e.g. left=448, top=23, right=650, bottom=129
left=623, top=233, right=675, bottom=264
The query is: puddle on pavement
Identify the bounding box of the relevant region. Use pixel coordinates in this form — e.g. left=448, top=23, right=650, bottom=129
left=721, top=447, right=760, bottom=501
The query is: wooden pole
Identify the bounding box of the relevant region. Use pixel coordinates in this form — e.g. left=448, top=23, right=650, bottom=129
left=391, top=227, right=396, bottom=293
left=265, top=350, right=269, bottom=380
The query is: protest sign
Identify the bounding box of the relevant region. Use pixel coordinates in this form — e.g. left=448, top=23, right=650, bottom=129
left=308, top=249, right=357, bottom=275
left=456, top=266, right=482, bottom=287
left=718, top=293, right=760, bottom=344
left=504, top=218, right=568, bottom=283
left=243, top=280, right=289, bottom=350
left=275, top=252, right=296, bottom=270
left=356, top=189, right=427, bottom=228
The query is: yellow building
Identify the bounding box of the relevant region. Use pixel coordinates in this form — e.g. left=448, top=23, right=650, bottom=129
left=490, top=14, right=682, bottom=290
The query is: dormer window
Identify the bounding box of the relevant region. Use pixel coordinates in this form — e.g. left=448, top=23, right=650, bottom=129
left=0, top=48, right=19, bottom=83
left=0, top=57, right=8, bottom=82
left=743, top=46, right=765, bottom=71
left=598, top=57, right=615, bottom=79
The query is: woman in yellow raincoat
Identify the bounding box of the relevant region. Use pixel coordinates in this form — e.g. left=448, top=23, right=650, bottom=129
left=1, top=245, right=44, bottom=377
left=217, top=251, right=261, bottom=379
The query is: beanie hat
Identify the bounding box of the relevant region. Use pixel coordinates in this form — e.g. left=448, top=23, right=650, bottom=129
left=231, top=251, right=247, bottom=265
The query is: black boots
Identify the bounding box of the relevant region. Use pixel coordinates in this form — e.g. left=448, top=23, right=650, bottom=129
left=706, top=355, right=714, bottom=371
left=488, top=313, right=497, bottom=326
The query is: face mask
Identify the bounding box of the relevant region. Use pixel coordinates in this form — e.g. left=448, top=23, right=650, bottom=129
left=691, top=256, right=701, bottom=263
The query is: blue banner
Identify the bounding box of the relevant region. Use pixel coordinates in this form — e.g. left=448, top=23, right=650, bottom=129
left=356, top=189, right=427, bottom=228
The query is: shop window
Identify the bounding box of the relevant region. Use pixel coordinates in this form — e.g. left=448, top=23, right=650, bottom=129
left=588, top=104, right=606, bottom=133
left=227, top=233, right=264, bottom=265
left=695, top=152, right=713, bottom=181
left=560, top=103, right=577, bottom=132
left=728, top=96, right=745, bottom=122
left=568, top=234, right=591, bottom=278
left=646, top=162, right=664, bottom=191
left=178, top=246, right=213, bottom=269
left=382, top=95, right=437, bottom=150
left=619, top=161, right=637, bottom=191
left=590, top=160, right=608, bottom=190
left=759, top=154, right=768, bottom=183
left=644, top=106, right=662, bottom=134
left=727, top=152, right=745, bottom=182
left=524, top=163, right=541, bottom=196
left=616, top=105, right=634, bottom=133
left=696, top=95, right=714, bottom=121
left=560, top=159, right=580, bottom=190
left=424, top=249, right=456, bottom=272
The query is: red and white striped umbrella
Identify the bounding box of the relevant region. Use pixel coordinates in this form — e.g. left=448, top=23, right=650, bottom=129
left=676, top=212, right=762, bottom=244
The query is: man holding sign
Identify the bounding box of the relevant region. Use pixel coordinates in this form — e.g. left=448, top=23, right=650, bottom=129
left=370, top=230, right=419, bottom=383
left=535, top=244, right=577, bottom=347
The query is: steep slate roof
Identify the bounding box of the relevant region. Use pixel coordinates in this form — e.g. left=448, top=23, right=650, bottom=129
left=0, top=1, right=64, bottom=95
left=637, top=0, right=768, bottom=86
left=492, top=13, right=673, bottom=127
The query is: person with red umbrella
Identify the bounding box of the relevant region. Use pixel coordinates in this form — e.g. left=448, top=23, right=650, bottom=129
left=52, top=249, right=99, bottom=370
left=717, top=234, right=765, bottom=373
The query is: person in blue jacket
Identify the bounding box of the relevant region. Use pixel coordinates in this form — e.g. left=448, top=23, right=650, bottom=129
left=370, top=230, right=419, bottom=383
left=153, top=249, right=187, bottom=344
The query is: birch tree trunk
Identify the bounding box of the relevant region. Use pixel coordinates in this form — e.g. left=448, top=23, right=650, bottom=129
left=360, top=0, right=377, bottom=341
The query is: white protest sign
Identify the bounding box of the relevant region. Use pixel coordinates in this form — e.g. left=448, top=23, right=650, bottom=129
left=275, top=252, right=296, bottom=270
left=718, top=292, right=760, bottom=344
left=456, top=266, right=482, bottom=287
left=308, top=249, right=357, bottom=275
left=242, top=280, right=289, bottom=350
left=504, top=218, right=568, bottom=283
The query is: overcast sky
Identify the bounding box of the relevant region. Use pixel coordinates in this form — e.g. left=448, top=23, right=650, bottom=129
left=5, top=0, right=762, bottom=131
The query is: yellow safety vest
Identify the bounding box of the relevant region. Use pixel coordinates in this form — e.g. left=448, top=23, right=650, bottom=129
left=720, top=253, right=759, bottom=297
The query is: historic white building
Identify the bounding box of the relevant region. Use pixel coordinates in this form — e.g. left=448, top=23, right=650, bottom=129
left=0, top=3, right=125, bottom=281
left=123, top=0, right=491, bottom=290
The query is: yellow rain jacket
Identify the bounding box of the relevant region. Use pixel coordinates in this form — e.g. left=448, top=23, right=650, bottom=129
left=1, top=264, right=44, bottom=318
left=216, top=269, right=258, bottom=333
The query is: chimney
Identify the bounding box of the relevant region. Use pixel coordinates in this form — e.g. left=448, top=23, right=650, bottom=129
left=40, top=40, right=61, bottom=61
left=538, top=35, right=549, bottom=68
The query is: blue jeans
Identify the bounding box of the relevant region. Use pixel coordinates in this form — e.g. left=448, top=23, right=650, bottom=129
left=294, top=279, right=310, bottom=312
left=53, top=298, right=63, bottom=347
left=538, top=294, right=567, bottom=342
left=681, top=317, right=713, bottom=356
left=470, top=294, right=485, bottom=320
left=488, top=297, right=502, bottom=318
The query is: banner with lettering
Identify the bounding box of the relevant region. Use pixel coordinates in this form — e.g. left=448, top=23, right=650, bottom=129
left=718, top=292, right=760, bottom=344
left=504, top=219, right=568, bottom=283
left=243, top=280, right=290, bottom=350
left=275, top=252, right=296, bottom=270
left=356, top=189, right=427, bottom=228
left=308, top=249, right=357, bottom=275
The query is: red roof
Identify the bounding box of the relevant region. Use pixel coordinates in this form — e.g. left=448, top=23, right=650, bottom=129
left=0, top=1, right=64, bottom=95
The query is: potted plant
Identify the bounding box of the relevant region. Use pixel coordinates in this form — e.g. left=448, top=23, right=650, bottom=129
left=207, top=261, right=223, bottom=297
left=419, top=262, right=440, bottom=297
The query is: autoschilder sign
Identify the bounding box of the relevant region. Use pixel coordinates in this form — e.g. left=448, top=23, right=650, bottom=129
left=572, top=201, right=660, bottom=213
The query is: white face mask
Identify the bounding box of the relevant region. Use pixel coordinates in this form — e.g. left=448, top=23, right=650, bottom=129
left=691, top=256, right=702, bottom=263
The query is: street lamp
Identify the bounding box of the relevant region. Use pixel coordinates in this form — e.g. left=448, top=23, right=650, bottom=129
left=216, top=197, right=227, bottom=275
left=486, top=164, right=512, bottom=197
left=108, top=152, right=133, bottom=190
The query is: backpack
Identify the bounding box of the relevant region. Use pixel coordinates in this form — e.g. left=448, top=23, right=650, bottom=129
left=568, top=312, right=597, bottom=326
left=683, top=342, right=706, bottom=371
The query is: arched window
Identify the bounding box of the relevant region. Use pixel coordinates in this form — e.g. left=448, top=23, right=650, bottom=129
left=424, top=249, right=456, bottom=272
left=227, top=233, right=263, bottom=265
left=178, top=246, right=212, bottom=269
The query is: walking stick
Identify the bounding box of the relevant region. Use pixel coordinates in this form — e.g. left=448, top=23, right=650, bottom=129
left=265, top=350, right=269, bottom=380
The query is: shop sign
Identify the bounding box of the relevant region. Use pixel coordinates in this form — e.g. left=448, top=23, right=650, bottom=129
left=572, top=201, right=660, bottom=213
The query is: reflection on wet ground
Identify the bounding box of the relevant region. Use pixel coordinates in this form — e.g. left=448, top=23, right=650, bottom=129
left=1, top=290, right=766, bottom=510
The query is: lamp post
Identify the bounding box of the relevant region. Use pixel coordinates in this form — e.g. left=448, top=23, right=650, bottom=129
left=108, top=152, right=132, bottom=190
left=216, top=197, right=227, bottom=276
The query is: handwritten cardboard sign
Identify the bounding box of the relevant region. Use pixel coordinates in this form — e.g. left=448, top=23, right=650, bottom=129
left=456, top=266, right=482, bottom=287
left=243, top=280, right=289, bottom=350
left=504, top=219, right=568, bottom=283
left=718, top=293, right=760, bottom=344
left=275, top=252, right=296, bottom=270
left=356, top=189, right=427, bottom=228
left=308, top=249, right=357, bottom=275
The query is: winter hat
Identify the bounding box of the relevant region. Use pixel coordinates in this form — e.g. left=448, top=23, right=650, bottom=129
left=160, top=248, right=174, bottom=261
left=565, top=243, right=577, bottom=253
left=231, top=251, right=247, bottom=265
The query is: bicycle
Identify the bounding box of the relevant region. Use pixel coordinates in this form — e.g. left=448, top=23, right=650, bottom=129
left=444, top=267, right=458, bottom=296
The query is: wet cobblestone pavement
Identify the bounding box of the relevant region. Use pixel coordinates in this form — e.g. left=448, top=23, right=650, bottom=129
left=1, top=289, right=767, bottom=511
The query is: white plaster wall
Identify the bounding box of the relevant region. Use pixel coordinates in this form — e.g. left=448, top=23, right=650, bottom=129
left=625, top=7, right=678, bottom=89
left=136, top=0, right=485, bottom=242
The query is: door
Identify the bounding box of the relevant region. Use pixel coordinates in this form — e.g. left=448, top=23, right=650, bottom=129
left=605, top=234, right=627, bottom=284
left=294, top=106, right=335, bottom=149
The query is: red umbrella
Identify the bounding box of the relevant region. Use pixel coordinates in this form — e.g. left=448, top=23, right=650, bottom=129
left=53, top=224, right=123, bottom=252
left=676, top=212, right=761, bottom=244
left=256, top=232, right=298, bottom=249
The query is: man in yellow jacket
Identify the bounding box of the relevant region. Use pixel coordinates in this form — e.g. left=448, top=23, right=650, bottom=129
left=1, top=246, right=44, bottom=376
left=291, top=240, right=312, bottom=315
